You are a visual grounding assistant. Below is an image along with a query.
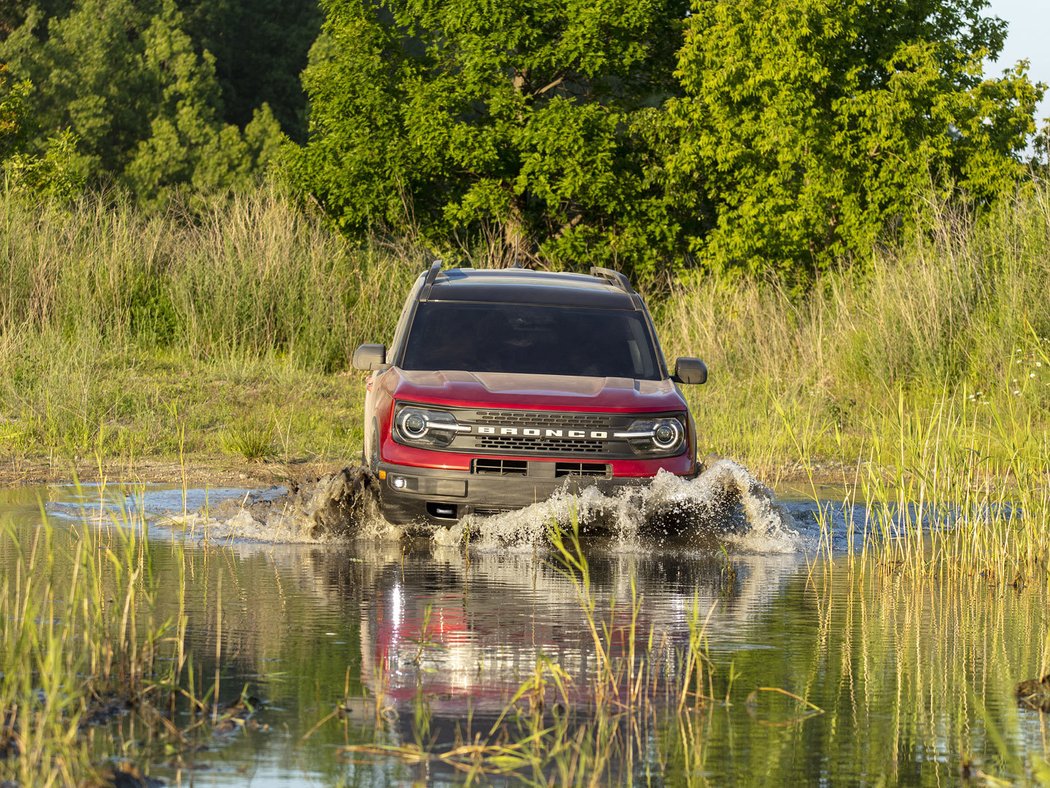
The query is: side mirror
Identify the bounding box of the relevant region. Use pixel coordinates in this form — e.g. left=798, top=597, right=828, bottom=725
left=352, top=343, right=387, bottom=371
left=673, top=357, right=707, bottom=385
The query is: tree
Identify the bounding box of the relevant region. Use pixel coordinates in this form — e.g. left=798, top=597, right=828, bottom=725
left=0, top=63, right=31, bottom=159
left=290, top=0, right=692, bottom=282
left=666, top=0, right=1044, bottom=276
left=1, top=64, right=88, bottom=198
left=0, top=0, right=282, bottom=204
left=181, top=0, right=321, bottom=140
left=124, top=1, right=282, bottom=208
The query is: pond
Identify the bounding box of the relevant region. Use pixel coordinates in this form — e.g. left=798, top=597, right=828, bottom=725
left=0, top=475, right=1047, bottom=785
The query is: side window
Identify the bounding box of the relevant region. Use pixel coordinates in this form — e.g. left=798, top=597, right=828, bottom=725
left=388, top=276, right=423, bottom=365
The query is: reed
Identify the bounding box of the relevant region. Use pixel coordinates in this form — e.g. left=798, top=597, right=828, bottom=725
left=0, top=484, right=230, bottom=783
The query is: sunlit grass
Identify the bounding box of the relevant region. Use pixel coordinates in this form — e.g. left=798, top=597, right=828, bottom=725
left=0, top=486, right=242, bottom=784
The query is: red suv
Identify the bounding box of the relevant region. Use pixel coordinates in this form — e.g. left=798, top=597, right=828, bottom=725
left=352, top=262, right=707, bottom=524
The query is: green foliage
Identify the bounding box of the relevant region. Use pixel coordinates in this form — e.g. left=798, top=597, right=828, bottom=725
left=290, top=0, right=691, bottom=283
left=293, top=0, right=1042, bottom=281
left=181, top=0, right=321, bottom=139
left=1, top=66, right=87, bottom=199
left=2, top=129, right=89, bottom=199
left=0, top=63, right=32, bottom=159
left=222, top=416, right=277, bottom=461
left=0, top=0, right=283, bottom=205
left=666, top=0, right=1044, bottom=276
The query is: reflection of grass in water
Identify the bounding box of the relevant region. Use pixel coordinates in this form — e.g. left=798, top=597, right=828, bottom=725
left=0, top=485, right=243, bottom=784
left=339, top=528, right=1050, bottom=785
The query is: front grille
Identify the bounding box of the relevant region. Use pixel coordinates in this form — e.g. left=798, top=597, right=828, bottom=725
left=395, top=404, right=686, bottom=460
left=478, top=436, right=605, bottom=454
left=472, top=459, right=528, bottom=476
left=555, top=462, right=610, bottom=478
left=474, top=410, right=608, bottom=430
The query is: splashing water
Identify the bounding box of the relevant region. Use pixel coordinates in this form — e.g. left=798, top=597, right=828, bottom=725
left=164, top=459, right=798, bottom=552
left=435, top=459, right=800, bottom=552
left=161, top=467, right=387, bottom=543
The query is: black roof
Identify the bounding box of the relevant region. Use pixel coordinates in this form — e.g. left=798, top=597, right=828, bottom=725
left=420, top=268, right=640, bottom=310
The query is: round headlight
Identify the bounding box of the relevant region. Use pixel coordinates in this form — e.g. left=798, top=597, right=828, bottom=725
left=400, top=411, right=429, bottom=439
left=652, top=419, right=681, bottom=450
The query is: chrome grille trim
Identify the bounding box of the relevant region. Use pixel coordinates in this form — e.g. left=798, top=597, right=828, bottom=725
left=474, top=410, right=608, bottom=430
left=478, top=436, right=605, bottom=454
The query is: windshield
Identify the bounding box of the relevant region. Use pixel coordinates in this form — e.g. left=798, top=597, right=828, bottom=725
left=400, top=302, right=663, bottom=380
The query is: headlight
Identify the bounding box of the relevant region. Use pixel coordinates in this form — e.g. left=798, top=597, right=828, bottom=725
left=614, top=416, right=686, bottom=455
left=393, top=404, right=468, bottom=448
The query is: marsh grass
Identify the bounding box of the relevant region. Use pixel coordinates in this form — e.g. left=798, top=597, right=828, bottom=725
left=0, top=485, right=238, bottom=784
left=662, top=188, right=1049, bottom=578
left=0, top=186, right=416, bottom=463
left=662, top=189, right=1050, bottom=478
left=1, top=182, right=1048, bottom=573
left=222, top=414, right=277, bottom=462
left=2, top=183, right=1047, bottom=481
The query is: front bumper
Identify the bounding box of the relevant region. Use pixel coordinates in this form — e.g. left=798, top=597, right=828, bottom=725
left=376, top=458, right=696, bottom=525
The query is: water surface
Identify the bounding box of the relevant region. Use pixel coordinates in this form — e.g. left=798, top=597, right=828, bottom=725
left=0, top=480, right=1046, bottom=785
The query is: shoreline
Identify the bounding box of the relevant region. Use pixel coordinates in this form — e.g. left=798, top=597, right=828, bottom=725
left=0, top=455, right=348, bottom=490
left=0, top=453, right=862, bottom=495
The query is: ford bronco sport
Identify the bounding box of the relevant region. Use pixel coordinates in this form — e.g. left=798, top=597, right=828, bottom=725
left=352, top=262, right=707, bottom=525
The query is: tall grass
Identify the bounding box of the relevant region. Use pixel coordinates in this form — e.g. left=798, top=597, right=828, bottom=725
left=0, top=188, right=416, bottom=460
left=0, top=182, right=1047, bottom=511
left=662, top=189, right=1050, bottom=473
left=659, top=189, right=1050, bottom=576
left=0, top=495, right=179, bottom=783
left=0, top=187, right=416, bottom=370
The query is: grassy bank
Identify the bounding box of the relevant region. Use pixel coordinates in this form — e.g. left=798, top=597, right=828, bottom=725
left=0, top=188, right=420, bottom=467
left=664, top=192, right=1050, bottom=478
left=2, top=185, right=1047, bottom=471
left=1, top=185, right=1047, bottom=490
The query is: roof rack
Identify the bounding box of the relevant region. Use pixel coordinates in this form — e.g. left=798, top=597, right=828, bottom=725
left=419, top=259, right=443, bottom=301
left=589, top=266, right=633, bottom=294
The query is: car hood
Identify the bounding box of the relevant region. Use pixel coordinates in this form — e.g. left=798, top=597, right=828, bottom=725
left=390, top=369, right=686, bottom=412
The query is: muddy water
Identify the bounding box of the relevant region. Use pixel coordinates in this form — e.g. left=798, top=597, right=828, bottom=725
left=1, top=473, right=1048, bottom=785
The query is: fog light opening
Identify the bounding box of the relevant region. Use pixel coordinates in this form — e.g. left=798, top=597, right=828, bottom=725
left=426, top=502, right=459, bottom=520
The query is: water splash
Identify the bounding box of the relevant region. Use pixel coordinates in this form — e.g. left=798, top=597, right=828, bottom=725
left=165, top=459, right=798, bottom=552
left=435, top=459, right=799, bottom=552
left=161, top=467, right=384, bottom=543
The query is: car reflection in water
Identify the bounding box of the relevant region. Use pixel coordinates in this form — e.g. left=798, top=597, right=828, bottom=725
left=352, top=542, right=807, bottom=723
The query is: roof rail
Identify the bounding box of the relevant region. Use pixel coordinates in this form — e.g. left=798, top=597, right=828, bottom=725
left=589, top=266, right=633, bottom=294
left=419, top=259, right=443, bottom=301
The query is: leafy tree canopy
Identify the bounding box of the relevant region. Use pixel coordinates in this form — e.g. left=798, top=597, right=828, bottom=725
left=667, top=0, right=1044, bottom=276
left=0, top=63, right=31, bottom=159
left=294, top=0, right=1042, bottom=281
left=290, top=0, right=693, bottom=282
left=0, top=0, right=286, bottom=203
left=181, top=0, right=320, bottom=139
